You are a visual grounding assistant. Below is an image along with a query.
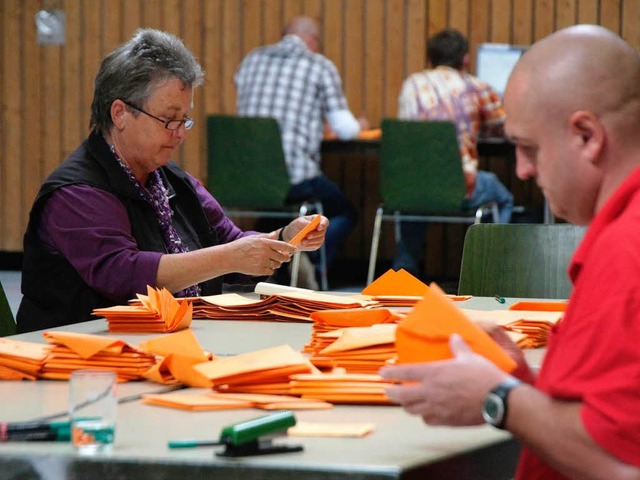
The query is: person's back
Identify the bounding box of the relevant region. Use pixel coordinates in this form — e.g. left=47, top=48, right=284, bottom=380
left=234, top=16, right=365, bottom=275
left=392, top=28, right=513, bottom=278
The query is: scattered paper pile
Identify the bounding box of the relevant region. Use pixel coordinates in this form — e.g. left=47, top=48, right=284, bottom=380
left=290, top=372, right=395, bottom=405
left=40, top=331, right=157, bottom=381
left=0, top=337, right=51, bottom=380
left=93, top=286, right=192, bottom=333
left=142, top=390, right=332, bottom=411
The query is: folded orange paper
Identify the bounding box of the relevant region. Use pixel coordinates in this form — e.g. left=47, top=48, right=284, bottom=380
left=395, top=284, right=517, bottom=372
left=362, top=269, right=429, bottom=297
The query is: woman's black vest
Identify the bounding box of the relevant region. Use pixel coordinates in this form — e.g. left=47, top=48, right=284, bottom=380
left=17, top=131, right=222, bottom=333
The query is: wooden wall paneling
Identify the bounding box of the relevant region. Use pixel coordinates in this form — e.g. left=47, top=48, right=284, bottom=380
left=101, top=0, right=122, bottom=102
left=577, top=0, right=599, bottom=24
left=242, top=0, right=263, bottom=55
left=122, top=0, right=142, bottom=40
left=162, top=0, right=182, bottom=36
left=23, top=0, right=43, bottom=224
left=203, top=0, right=223, bottom=116
left=2, top=0, right=23, bottom=250
left=0, top=4, right=5, bottom=249
left=283, top=0, right=304, bottom=23
left=303, top=0, right=322, bottom=19
left=533, top=0, right=554, bottom=40
left=600, top=0, right=621, bottom=34
left=621, top=0, right=640, bottom=49
left=383, top=0, right=404, bottom=119
left=427, top=0, right=448, bottom=37
left=556, top=0, right=578, bottom=30
left=490, top=0, right=513, bottom=43
left=142, top=0, right=163, bottom=31
left=449, top=0, right=470, bottom=36
left=364, top=0, right=384, bottom=126
left=63, top=0, right=82, bottom=157
left=42, top=17, right=62, bottom=182
left=513, top=0, right=534, bottom=45
left=344, top=0, right=364, bottom=116
left=405, top=0, right=427, bottom=78
left=469, top=0, right=490, bottom=73
left=181, top=0, right=204, bottom=178
left=262, top=0, right=283, bottom=45
left=322, top=0, right=344, bottom=78
left=81, top=0, right=101, bottom=145
left=221, top=0, right=240, bottom=114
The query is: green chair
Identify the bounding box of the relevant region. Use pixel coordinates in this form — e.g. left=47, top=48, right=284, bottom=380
left=0, top=280, right=16, bottom=337
left=207, top=115, right=328, bottom=290
left=458, top=223, right=586, bottom=299
left=367, top=119, right=499, bottom=285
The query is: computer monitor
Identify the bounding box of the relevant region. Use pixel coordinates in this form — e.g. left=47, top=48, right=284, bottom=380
left=476, top=43, right=528, bottom=97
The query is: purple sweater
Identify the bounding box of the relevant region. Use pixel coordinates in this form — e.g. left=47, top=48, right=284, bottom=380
left=38, top=175, right=255, bottom=302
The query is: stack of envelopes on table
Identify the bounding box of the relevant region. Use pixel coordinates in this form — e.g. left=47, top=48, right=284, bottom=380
left=362, top=269, right=471, bottom=307
left=194, top=344, right=318, bottom=395
left=93, top=286, right=192, bottom=333
left=311, top=323, right=398, bottom=374
left=40, top=331, right=158, bottom=381
left=290, top=372, right=395, bottom=405
left=462, top=307, right=564, bottom=348
left=303, top=308, right=403, bottom=356
left=142, top=390, right=332, bottom=411
left=138, top=329, right=214, bottom=387
left=395, top=284, right=517, bottom=372
left=191, top=293, right=280, bottom=321
left=0, top=338, right=52, bottom=380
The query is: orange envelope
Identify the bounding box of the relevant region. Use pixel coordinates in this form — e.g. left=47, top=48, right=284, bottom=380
left=289, top=214, right=321, bottom=246
left=320, top=324, right=396, bottom=354
left=43, top=331, right=134, bottom=359
left=395, top=283, right=517, bottom=372
left=362, top=269, right=429, bottom=296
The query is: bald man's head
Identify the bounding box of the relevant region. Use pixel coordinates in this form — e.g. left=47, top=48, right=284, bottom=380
left=284, top=16, right=321, bottom=52
left=507, top=25, right=640, bottom=133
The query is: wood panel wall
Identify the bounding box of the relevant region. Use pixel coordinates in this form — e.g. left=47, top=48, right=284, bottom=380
left=2, top=0, right=639, bottom=259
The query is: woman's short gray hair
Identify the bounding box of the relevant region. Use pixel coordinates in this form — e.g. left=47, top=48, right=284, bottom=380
left=90, top=28, right=204, bottom=135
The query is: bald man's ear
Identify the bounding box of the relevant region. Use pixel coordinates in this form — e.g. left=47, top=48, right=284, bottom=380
left=569, top=110, right=604, bottom=165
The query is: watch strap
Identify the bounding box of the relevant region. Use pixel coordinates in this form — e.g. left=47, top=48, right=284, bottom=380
left=484, top=377, right=521, bottom=429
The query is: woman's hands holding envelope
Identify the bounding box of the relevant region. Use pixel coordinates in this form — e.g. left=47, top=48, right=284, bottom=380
left=279, top=215, right=329, bottom=251
left=380, top=334, right=515, bottom=426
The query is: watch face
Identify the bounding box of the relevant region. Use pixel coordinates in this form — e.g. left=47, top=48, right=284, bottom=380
left=482, top=392, right=505, bottom=425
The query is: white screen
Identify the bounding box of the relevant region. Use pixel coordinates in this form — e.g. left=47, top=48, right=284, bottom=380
left=476, top=43, right=527, bottom=97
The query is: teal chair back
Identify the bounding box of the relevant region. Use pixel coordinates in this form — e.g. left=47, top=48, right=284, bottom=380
left=458, top=223, right=587, bottom=299
left=0, top=281, right=16, bottom=337
left=207, top=115, right=291, bottom=210
left=380, top=119, right=467, bottom=214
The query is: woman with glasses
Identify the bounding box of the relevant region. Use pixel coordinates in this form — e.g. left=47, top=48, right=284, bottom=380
left=16, top=29, right=327, bottom=334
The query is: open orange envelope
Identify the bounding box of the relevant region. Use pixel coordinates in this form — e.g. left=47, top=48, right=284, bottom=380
left=94, top=285, right=192, bottom=333
left=395, top=284, right=517, bottom=372
left=362, top=269, right=429, bottom=296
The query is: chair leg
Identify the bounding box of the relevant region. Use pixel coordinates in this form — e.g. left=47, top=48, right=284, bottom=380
left=290, top=204, right=311, bottom=288
left=367, top=207, right=384, bottom=285
left=313, top=201, right=328, bottom=291
left=491, top=202, right=500, bottom=223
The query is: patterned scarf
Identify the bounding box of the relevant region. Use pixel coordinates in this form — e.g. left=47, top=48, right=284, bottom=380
left=110, top=145, right=201, bottom=297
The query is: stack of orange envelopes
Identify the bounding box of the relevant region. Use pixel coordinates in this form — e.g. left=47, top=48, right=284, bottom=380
left=303, top=308, right=403, bottom=355
left=40, top=331, right=158, bottom=381
left=138, top=329, right=214, bottom=387
left=93, top=286, right=192, bottom=333
left=311, top=324, right=397, bottom=374
left=142, top=390, right=332, bottom=411
left=0, top=338, right=51, bottom=380
left=362, top=269, right=471, bottom=307
left=191, top=293, right=280, bottom=321
left=290, top=372, right=395, bottom=405
left=463, top=308, right=564, bottom=348
left=395, top=284, right=517, bottom=372
left=194, top=344, right=317, bottom=395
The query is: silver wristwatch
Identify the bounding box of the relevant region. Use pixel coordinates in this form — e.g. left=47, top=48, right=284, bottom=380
left=482, top=377, right=522, bottom=429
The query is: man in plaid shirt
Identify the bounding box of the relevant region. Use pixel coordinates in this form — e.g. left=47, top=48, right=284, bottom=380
left=235, top=16, right=368, bottom=280
left=393, top=28, right=514, bottom=278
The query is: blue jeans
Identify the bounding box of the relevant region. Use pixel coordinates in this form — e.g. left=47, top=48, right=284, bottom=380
left=287, top=175, right=357, bottom=267
left=392, top=170, right=513, bottom=276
